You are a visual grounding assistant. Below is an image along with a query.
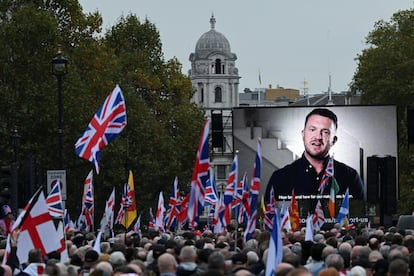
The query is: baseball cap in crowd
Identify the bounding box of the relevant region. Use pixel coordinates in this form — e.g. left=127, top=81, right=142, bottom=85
left=2, top=205, right=11, bottom=216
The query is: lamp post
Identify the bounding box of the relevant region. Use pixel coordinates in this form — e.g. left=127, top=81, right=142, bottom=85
left=51, top=49, right=68, bottom=169
left=10, top=127, right=20, bottom=213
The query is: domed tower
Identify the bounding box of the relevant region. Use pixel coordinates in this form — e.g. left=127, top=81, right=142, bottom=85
left=189, top=15, right=240, bottom=190
left=189, top=15, right=240, bottom=108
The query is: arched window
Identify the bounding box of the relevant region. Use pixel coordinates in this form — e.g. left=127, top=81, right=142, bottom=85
left=215, top=87, right=222, bottom=102
left=215, top=59, right=222, bottom=74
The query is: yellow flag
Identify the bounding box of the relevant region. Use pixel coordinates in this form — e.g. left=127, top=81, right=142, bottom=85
left=121, top=170, right=137, bottom=229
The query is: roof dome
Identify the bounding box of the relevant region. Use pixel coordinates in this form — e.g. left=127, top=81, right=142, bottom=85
left=195, top=15, right=231, bottom=59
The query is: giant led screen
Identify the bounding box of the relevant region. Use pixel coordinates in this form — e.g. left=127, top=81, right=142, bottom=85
left=232, top=105, right=398, bottom=222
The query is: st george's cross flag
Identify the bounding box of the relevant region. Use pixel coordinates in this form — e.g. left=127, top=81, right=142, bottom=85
left=12, top=188, right=61, bottom=264
left=75, top=85, right=127, bottom=174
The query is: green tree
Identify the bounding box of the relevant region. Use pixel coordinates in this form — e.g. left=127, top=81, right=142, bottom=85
left=352, top=8, right=414, bottom=214
left=0, top=1, right=205, bottom=225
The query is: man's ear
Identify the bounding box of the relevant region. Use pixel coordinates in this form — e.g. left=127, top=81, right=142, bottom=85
left=332, top=136, right=338, bottom=145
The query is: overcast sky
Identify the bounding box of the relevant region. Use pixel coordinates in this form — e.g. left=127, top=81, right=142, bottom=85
left=78, top=1, right=413, bottom=94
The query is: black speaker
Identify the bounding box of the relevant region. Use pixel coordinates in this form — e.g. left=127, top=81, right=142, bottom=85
left=211, top=113, right=223, bottom=148
left=381, top=156, right=397, bottom=214
left=367, top=156, right=379, bottom=203
left=408, top=108, right=414, bottom=144
left=367, top=156, right=397, bottom=214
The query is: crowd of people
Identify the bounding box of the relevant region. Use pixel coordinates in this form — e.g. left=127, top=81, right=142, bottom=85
left=0, top=221, right=413, bottom=276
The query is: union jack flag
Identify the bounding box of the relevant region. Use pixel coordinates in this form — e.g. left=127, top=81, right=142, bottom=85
left=213, top=193, right=226, bottom=233
left=312, top=199, right=325, bottom=231
left=115, top=183, right=132, bottom=225
left=79, top=170, right=94, bottom=232
left=264, top=186, right=276, bottom=231
left=204, top=169, right=217, bottom=206
left=236, top=173, right=250, bottom=224
left=164, top=177, right=180, bottom=230
left=46, top=181, right=64, bottom=217
left=75, top=85, right=127, bottom=174
left=128, top=214, right=141, bottom=236
left=178, top=194, right=189, bottom=227
left=148, top=207, right=155, bottom=229
left=63, top=209, right=74, bottom=233
left=188, top=119, right=210, bottom=229
left=244, top=138, right=262, bottom=242
left=224, top=154, right=238, bottom=205
left=318, top=156, right=334, bottom=193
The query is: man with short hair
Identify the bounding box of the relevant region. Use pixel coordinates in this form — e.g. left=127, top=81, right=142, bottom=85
left=158, top=253, right=177, bottom=276
left=176, top=245, right=198, bottom=276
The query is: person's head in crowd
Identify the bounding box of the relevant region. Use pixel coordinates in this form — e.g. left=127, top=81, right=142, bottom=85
left=44, top=262, right=60, bottom=276
left=28, top=248, right=43, bottom=263
left=368, top=237, right=380, bottom=251
left=388, top=246, right=406, bottom=262
left=402, top=235, right=414, bottom=253
left=151, top=244, right=166, bottom=260
left=113, top=265, right=138, bottom=276
left=314, top=233, right=325, bottom=244
left=324, top=253, right=344, bottom=272
left=246, top=250, right=259, bottom=266
left=285, top=267, right=312, bottom=276
left=318, top=267, right=340, bottom=276
left=326, top=236, right=338, bottom=249
left=372, top=259, right=388, bottom=276
left=215, top=241, right=230, bottom=257
left=157, top=252, right=177, bottom=274
left=47, top=250, right=61, bottom=262
left=322, top=245, right=337, bottom=260
left=388, top=257, right=409, bottom=276
left=231, top=252, right=249, bottom=274
left=282, top=252, right=301, bottom=268
left=379, top=244, right=390, bottom=260
left=108, top=251, right=126, bottom=270
left=73, top=233, right=86, bottom=248
left=275, top=262, right=294, bottom=276
left=83, top=249, right=100, bottom=269
left=207, top=251, right=226, bottom=273
left=309, top=242, right=326, bottom=262
left=125, top=247, right=137, bottom=262
left=290, top=243, right=302, bottom=258
left=130, top=259, right=147, bottom=275
left=165, top=239, right=178, bottom=255
left=368, top=250, right=383, bottom=264
left=99, top=241, right=111, bottom=254
left=354, top=235, right=368, bottom=246
left=350, top=265, right=366, bottom=276
left=391, top=233, right=404, bottom=245
left=357, top=245, right=372, bottom=261
left=127, top=263, right=144, bottom=276
left=95, top=261, right=113, bottom=275
left=179, top=245, right=197, bottom=263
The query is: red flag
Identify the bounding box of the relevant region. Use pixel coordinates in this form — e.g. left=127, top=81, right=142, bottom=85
left=289, top=190, right=300, bottom=232
left=178, top=194, right=190, bottom=224
left=75, top=85, right=127, bottom=174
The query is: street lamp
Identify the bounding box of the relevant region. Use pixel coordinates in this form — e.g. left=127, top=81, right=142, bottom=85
left=10, top=127, right=20, bottom=213
left=51, top=49, right=68, bottom=169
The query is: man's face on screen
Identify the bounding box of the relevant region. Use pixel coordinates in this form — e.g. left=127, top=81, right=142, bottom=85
left=302, top=114, right=337, bottom=160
